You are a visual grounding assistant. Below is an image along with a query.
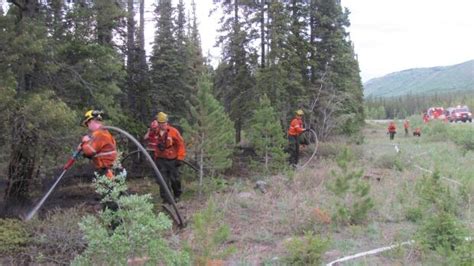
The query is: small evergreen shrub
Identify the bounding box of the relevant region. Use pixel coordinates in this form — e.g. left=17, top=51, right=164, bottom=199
left=191, top=198, right=235, bottom=265
left=414, top=172, right=470, bottom=260
left=247, top=94, right=288, bottom=173
left=327, top=148, right=374, bottom=225
left=283, top=231, right=330, bottom=265
left=72, top=173, right=189, bottom=265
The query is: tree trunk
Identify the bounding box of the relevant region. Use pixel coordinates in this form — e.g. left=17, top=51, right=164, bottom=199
left=126, top=0, right=137, bottom=114
left=5, top=115, right=37, bottom=202
left=3, top=0, right=40, bottom=208
left=260, top=0, right=265, bottom=68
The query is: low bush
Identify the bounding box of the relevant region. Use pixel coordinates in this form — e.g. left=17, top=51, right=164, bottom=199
left=191, top=198, right=235, bottom=265
left=72, top=173, right=189, bottom=265
left=283, top=231, right=330, bottom=265
left=414, top=172, right=470, bottom=262
left=448, top=126, right=474, bottom=152
left=327, top=148, right=374, bottom=225
left=0, top=219, right=29, bottom=255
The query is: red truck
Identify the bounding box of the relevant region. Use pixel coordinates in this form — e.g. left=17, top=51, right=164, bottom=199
left=446, top=105, right=472, bottom=123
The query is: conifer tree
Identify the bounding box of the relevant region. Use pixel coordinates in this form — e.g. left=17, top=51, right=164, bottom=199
left=213, top=0, right=256, bottom=142
left=307, top=0, right=364, bottom=137
left=180, top=75, right=235, bottom=187
left=150, top=0, right=183, bottom=118
left=248, top=94, right=288, bottom=173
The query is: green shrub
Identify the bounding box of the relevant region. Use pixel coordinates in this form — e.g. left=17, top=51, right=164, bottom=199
left=405, top=207, right=423, bottom=222
left=0, top=219, right=29, bottom=254
left=414, top=172, right=470, bottom=259
left=72, top=173, right=189, bottom=265
left=448, top=126, right=474, bottom=152
left=283, top=231, right=330, bottom=265
left=374, top=153, right=405, bottom=171
left=191, top=198, right=235, bottom=265
left=416, top=211, right=467, bottom=252
left=327, top=148, right=374, bottom=225
left=423, top=121, right=449, bottom=141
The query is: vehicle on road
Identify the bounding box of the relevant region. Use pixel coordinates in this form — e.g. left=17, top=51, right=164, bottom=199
left=427, top=107, right=445, bottom=120
left=446, top=105, right=472, bottom=123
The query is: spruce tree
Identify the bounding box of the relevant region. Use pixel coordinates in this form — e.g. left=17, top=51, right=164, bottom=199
left=248, top=94, right=288, bottom=173
left=213, top=0, right=256, bottom=142
left=180, top=75, right=235, bottom=187
left=150, top=0, right=184, bottom=118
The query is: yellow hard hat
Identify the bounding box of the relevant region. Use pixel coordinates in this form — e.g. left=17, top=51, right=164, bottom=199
left=81, top=110, right=103, bottom=126
left=295, top=109, right=304, bottom=116
left=156, top=112, right=168, bottom=123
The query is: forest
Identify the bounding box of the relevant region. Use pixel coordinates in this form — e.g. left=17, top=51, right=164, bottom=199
left=0, top=0, right=363, bottom=210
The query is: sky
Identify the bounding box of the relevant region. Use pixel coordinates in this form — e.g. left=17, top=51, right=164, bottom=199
left=169, top=0, right=474, bottom=82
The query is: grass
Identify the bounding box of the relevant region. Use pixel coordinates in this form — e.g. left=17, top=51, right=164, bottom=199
left=2, top=120, right=472, bottom=264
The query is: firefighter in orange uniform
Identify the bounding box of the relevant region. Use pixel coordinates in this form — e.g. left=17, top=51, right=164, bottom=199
left=413, top=127, right=421, bottom=137
left=403, top=119, right=410, bottom=136
left=144, top=120, right=159, bottom=156
left=79, top=110, right=119, bottom=179
left=153, top=112, right=186, bottom=204
left=387, top=121, right=397, bottom=140
left=78, top=110, right=124, bottom=229
left=288, top=109, right=308, bottom=167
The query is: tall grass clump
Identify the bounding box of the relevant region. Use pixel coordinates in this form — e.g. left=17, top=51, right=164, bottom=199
left=327, top=148, right=374, bottom=225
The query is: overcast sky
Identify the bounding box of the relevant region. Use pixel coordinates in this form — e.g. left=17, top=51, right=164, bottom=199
left=177, top=0, right=474, bottom=82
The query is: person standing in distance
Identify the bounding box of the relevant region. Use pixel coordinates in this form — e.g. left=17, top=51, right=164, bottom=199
left=287, top=109, right=308, bottom=167
left=152, top=112, right=186, bottom=204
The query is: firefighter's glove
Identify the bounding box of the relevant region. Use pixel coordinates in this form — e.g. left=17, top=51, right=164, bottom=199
left=157, top=143, right=166, bottom=151
left=81, top=135, right=91, bottom=143
left=175, top=160, right=183, bottom=167
left=77, top=135, right=91, bottom=151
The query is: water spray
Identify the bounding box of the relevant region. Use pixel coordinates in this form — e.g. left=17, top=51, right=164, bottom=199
left=24, top=149, right=81, bottom=221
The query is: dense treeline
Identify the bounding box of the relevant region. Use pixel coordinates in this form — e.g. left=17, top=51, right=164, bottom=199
left=0, top=0, right=363, bottom=206
left=365, top=91, right=474, bottom=119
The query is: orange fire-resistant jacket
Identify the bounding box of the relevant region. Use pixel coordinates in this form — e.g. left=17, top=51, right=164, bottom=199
left=145, top=129, right=159, bottom=151
left=288, top=117, right=305, bottom=137
left=403, top=120, right=409, bottom=129
left=388, top=122, right=397, bottom=133
left=82, top=129, right=117, bottom=170
left=154, top=126, right=186, bottom=161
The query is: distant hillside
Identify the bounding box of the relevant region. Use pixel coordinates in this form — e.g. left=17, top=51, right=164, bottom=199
left=364, top=60, right=474, bottom=98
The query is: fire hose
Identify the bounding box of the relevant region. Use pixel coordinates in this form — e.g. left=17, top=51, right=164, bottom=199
left=103, top=126, right=185, bottom=227
left=298, top=129, right=319, bottom=170
left=25, top=149, right=82, bottom=221
left=25, top=126, right=185, bottom=227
